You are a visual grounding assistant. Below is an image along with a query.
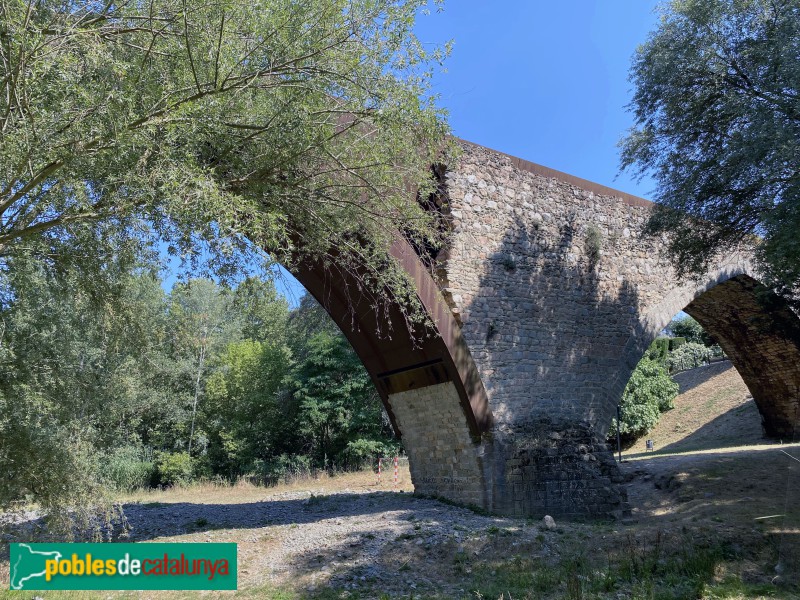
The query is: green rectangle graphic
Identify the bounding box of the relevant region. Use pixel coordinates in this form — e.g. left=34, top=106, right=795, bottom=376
left=10, top=542, right=237, bottom=590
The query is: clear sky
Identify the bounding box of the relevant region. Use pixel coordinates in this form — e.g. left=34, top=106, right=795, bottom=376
left=414, top=0, right=661, bottom=197
left=163, top=1, right=664, bottom=300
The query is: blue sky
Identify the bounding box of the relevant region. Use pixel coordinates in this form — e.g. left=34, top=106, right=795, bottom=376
left=163, top=1, right=663, bottom=301
left=414, top=0, right=660, bottom=197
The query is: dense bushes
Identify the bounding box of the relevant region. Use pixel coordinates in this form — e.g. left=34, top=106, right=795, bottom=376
left=609, top=358, right=679, bottom=444
left=666, top=342, right=715, bottom=373
left=608, top=315, right=728, bottom=446
left=1, top=259, right=400, bottom=512
left=101, top=446, right=154, bottom=492
left=154, top=452, right=194, bottom=488
left=255, top=455, right=313, bottom=486
left=667, top=315, right=714, bottom=346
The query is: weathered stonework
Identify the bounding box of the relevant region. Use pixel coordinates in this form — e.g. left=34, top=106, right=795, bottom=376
left=490, top=419, right=629, bottom=519
left=302, top=139, right=800, bottom=519
left=442, top=142, right=755, bottom=434
left=387, top=382, right=492, bottom=509
left=686, top=275, right=800, bottom=438
left=426, top=141, right=799, bottom=518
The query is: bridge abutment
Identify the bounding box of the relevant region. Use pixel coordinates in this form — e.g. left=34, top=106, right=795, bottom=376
left=387, top=382, right=493, bottom=508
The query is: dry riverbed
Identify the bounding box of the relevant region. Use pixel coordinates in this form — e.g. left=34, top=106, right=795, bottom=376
left=2, top=453, right=800, bottom=599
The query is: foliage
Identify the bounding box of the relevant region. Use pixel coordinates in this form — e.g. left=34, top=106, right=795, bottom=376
left=0, top=0, right=453, bottom=326
left=101, top=446, right=155, bottom=492
left=256, top=454, right=313, bottom=487
left=233, top=277, right=289, bottom=344
left=154, top=451, right=194, bottom=488
left=0, top=248, right=171, bottom=530
left=345, top=438, right=401, bottom=466
left=620, top=0, right=800, bottom=294
left=288, top=330, right=391, bottom=470
left=285, top=294, right=341, bottom=359
left=647, top=337, right=671, bottom=362
left=585, top=224, right=603, bottom=266
left=1, top=242, right=399, bottom=519
left=169, top=279, right=240, bottom=456
left=203, top=339, right=292, bottom=477
left=667, top=316, right=703, bottom=345
left=610, top=357, right=679, bottom=443
left=666, top=315, right=717, bottom=346
left=667, top=342, right=715, bottom=373
left=669, top=336, right=686, bottom=351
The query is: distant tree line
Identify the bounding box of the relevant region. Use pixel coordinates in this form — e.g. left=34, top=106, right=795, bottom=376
left=0, top=249, right=399, bottom=522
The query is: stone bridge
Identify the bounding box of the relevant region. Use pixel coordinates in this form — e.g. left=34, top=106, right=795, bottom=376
left=291, top=140, right=800, bottom=519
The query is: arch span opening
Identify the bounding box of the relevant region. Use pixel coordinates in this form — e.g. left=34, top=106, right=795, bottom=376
left=613, top=273, right=800, bottom=454
left=285, top=236, right=495, bottom=509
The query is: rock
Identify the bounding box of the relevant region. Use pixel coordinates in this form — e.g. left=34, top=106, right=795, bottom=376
left=542, top=515, right=557, bottom=530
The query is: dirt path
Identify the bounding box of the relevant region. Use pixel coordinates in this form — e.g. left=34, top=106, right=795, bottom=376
left=618, top=443, right=800, bottom=587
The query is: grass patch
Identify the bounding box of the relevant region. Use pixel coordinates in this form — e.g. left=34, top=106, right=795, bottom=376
left=455, top=533, right=792, bottom=600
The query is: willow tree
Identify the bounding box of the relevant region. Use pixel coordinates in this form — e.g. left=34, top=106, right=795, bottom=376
left=620, top=0, right=800, bottom=293
left=0, top=0, right=451, bottom=288
left=0, top=0, right=449, bottom=535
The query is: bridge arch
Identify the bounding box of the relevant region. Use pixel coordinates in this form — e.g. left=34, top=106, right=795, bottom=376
left=286, top=235, right=495, bottom=508
left=434, top=140, right=800, bottom=518
left=613, top=261, right=800, bottom=442
left=234, top=140, right=800, bottom=519
left=686, top=274, right=800, bottom=438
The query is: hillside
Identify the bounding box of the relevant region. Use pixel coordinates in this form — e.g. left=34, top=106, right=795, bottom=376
left=623, top=360, right=768, bottom=455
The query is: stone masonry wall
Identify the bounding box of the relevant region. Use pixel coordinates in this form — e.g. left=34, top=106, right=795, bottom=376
left=491, top=418, right=629, bottom=519
left=686, top=275, right=800, bottom=438
left=442, top=142, right=753, bottom=435
left=387, top=382, right=491, bottom=509
left=381, top=142, right=799, bottom=519
left=435, top=142, right=763, bottom=518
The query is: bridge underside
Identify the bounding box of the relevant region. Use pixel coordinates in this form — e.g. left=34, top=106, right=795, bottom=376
left=288, top=239, right=496, bottom=510
left=686, top=275, right=800, bottom=439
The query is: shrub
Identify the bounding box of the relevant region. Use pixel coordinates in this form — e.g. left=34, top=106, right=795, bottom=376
left=257, top=454, right=312, bottom=486
left=344, top=438, right=401, bottom=469
left=667, top=342, right=714, bottom=373
left=667, top=315, right=710, bottom=345
left=154, top=451, right=194, bottom=487
left=668, top=337, right=686, bottom=351
left=609, top=357, right=679, bottom=444
left=646, top=338, right=670, bottom=363
left=101, top=445, right=154, bottom=492
left=585, top=225, right=603, bottom=265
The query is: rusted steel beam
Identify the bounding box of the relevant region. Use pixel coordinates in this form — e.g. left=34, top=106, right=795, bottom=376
left=290, top=235, right=492, bottom=441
